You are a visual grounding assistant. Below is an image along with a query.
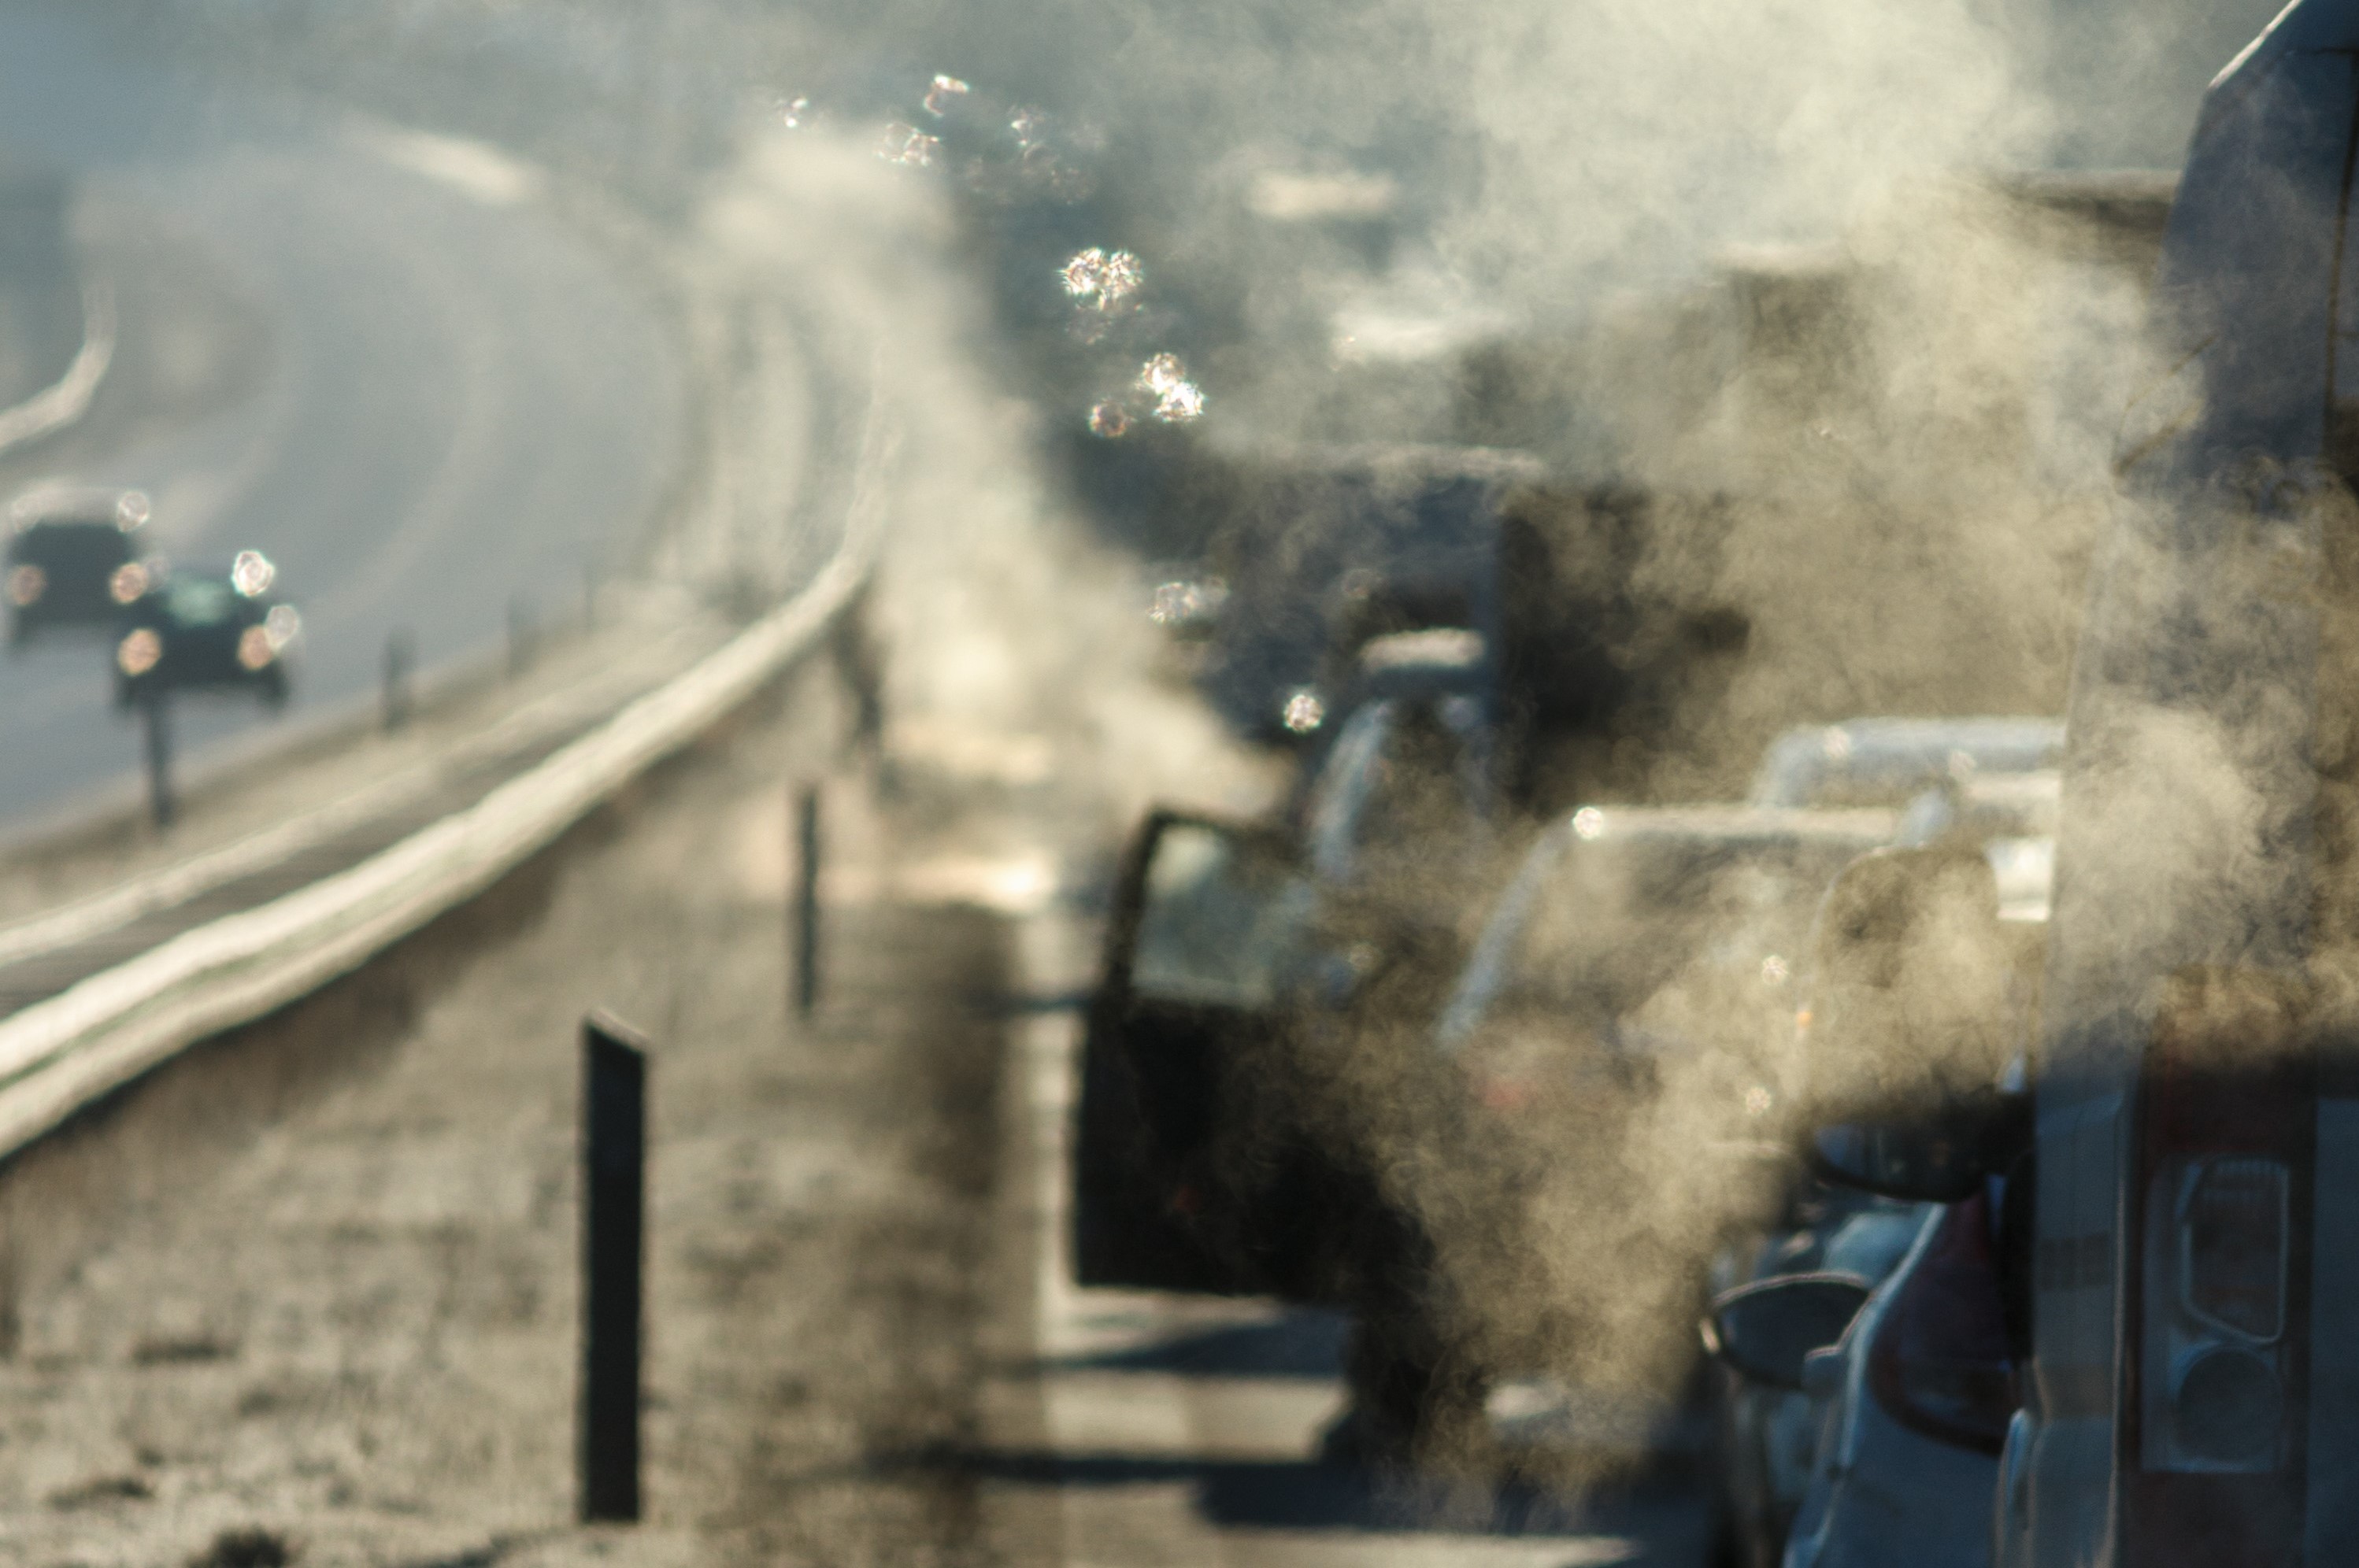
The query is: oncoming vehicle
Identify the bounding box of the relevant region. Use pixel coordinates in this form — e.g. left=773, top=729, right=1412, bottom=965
left=3, top=487, right=151, bottom=646
left=113, top=551, right=299, bottom=712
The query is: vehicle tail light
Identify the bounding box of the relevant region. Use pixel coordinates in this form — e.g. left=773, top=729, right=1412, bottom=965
left=7, top=564, right=44, bottom=606
left=117, top=627, right=161, bottom=676
left=237, top=625, right=276, bottom=671
left=109, top=562, right=147, bottom=604
left=1867, top=1190, right=2016, bottom=1453
left=2121, top=967, right=2311, bottom=1565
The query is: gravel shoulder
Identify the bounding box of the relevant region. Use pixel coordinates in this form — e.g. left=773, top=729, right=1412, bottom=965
left=0, top=663, right=1016, bottom=1567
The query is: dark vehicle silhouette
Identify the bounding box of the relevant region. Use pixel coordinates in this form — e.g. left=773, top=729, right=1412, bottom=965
left=113, top=551, right=298, bottom=712
left=1982, top=2, right=2359, bottom=1562
left=4, top=488, right=150, bottom=647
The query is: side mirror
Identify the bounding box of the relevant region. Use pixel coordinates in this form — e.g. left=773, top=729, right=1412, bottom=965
left=1703, top=1272, right=1873, bottom=1390
left=1808, top=1087, right=2028, bottom=1203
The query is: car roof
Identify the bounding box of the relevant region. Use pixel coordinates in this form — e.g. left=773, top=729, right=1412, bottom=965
left=9, top=488, right=146, bottom=530
left=1748, top=716, right=2066, bottom=807
left=1561, top=801, right=1902, bottom=849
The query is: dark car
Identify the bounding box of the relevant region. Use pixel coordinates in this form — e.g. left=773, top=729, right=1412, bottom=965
left=113, top=551, right=298, bottom=712
left=4, top=488, right=150, bottom=646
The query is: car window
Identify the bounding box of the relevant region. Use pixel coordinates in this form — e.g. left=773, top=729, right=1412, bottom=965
left=12, top=525, right=124, bottom=571
left=1129, top=822, right=1314, bottom=1010
left=165, top=579, right=238, bottom=626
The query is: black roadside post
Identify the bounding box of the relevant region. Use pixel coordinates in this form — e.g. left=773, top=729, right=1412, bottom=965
left=580, top=1012, right=646, bottom=1524
left=794, top=786, right=820, bottom=1019
left=383, top=630, right=413, bottom=733
left=508, top=595, right=536, bottom=679
left=140, top=692, right=173, bottom=830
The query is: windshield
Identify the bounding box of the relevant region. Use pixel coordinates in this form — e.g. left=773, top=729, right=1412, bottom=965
left=162, top=578, right=239, bottom=627
left=9, top=523, right=125, bottom=571
left=1439, top=822, right=1876, bottom=1048
left=1302, top=695, right=1489, bottom=886
left=1129, top=820, right=1315, bottom=1009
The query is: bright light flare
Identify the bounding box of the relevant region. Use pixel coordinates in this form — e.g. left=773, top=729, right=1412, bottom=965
left=264, top=604, right=302, bottom=649
left=923, top=74, right=970, bottom=117
left=1061, top=247, right=1142, bottom=311
left=109, top=562, right=147, bottom=605
left=231, top=550, right=276, bottom=597
left=238, top=625, right=276, bottom=670
left=1282, top=690, right=1325, bottom=734
left=6, top=564, right=44, bottom=606
left=1139, top=353, right=1205, bottom=423
left=877, top=124, right=941, bottom=168
left=117, top=627, right=161, bottom=676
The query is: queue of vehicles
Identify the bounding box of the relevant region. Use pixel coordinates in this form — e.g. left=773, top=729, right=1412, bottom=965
left=4, top=485, right=299, bottom=712
left=1065, top=4, right=2353, bottom=1562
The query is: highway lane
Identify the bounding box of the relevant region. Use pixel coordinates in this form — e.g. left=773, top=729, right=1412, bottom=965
left=0, top=3, right=689, bottom=832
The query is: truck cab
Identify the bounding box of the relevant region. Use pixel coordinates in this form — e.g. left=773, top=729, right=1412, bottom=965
left=2018, top=5, right=2359, bottom=1561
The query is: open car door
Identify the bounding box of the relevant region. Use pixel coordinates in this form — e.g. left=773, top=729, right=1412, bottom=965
left=1072, top=808, right=1320, bottom=1294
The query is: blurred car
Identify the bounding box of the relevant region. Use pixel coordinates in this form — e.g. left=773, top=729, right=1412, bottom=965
left=4, top=487, right=151, bottom=646
left=1422, top=803, right=1897, bottom=1470
left=1071, top=673, right=1505, bottom=1463
left=1435, top=802, right=1902, bottom=1121
left=1748, top=717, right=2063, bottom=810
left=1708, top=1185, right=2016, bottom=1568
left=113, top=550, right=298, bottom=712
left=1705, top=790, right=2053, bottom=1567
left=1708, top=1198, right=1932, bottom=1568
left=1192, top=445, right=1543, bottom=748
left=1289, top=627, right=1499, bottom=837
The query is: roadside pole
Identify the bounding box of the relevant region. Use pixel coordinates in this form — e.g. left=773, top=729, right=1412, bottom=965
left=794, top=785, right=820, bottom=1019
left=383, top=631, right=413, bottom=733
left=140, top=692, right=173, bottom=830
left=580, top=1012, right=647, bottom=1524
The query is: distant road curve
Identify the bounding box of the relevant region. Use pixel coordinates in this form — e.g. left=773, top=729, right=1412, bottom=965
left=0, top=2, right=691, bottom=832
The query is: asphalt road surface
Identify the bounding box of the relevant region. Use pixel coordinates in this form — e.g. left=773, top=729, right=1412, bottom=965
left=0, top=2, right=687, bottom=833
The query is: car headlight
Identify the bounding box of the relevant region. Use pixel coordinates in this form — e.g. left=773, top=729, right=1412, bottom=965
left=237, top=625, right=276, bottom=671
left=263, top=603, right=300, bottom=649
left=109, top=562, right=147, bottom=605
left=117, top=627, right=161, bottom=676
left=1282, top=688, right=1326, bottom=734
left=231, top=550, right=275, bottom=597
left=7, top=564, right=45, bottom=606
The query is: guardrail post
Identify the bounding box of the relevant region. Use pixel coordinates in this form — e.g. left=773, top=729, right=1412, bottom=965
left=383, top=631, right=413, bottom=733
left=831, top=590, right=884, bottom=758
left=140, top=693, right=174, bottom=830
left=580, top=1012, right=646, bottom=1524
left=509, top=595, right=536, bottom=679
left=794, top=785, right=820, bottom=1018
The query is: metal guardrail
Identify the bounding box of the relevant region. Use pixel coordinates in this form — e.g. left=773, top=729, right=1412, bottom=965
left=0, top=398, right=890, bottom=1159
left=0, top=277, right=115, bottom=459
